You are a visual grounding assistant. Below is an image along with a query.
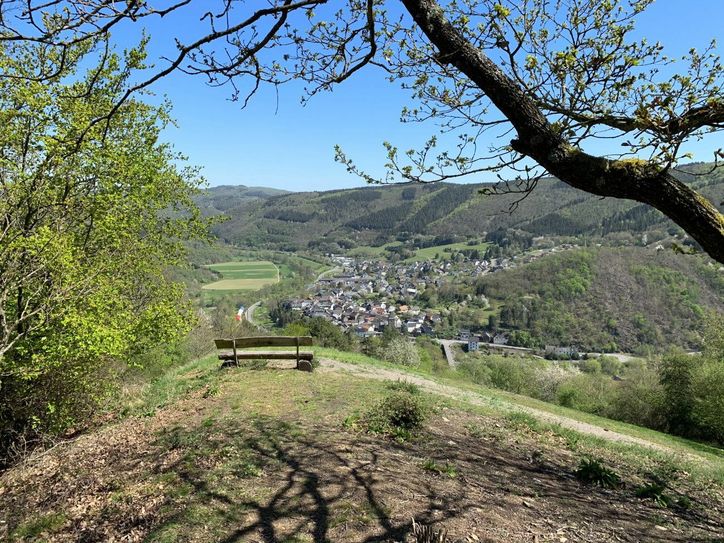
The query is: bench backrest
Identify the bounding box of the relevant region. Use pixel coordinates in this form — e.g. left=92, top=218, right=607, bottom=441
left=214, top=336, right=313, bottom=350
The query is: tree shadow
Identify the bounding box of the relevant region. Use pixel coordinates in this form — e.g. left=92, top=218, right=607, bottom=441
left=131, top=414, right=721, bottom=543
left=145, top=416, right=444, bottom=542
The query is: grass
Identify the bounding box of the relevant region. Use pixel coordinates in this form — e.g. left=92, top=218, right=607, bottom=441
left=11, top=512, right=67, bottom=539
left=118, top=340, right=724, bottom=487
left=420, top=458, right=458, bottom=478
left=312, top=346, right=724, bottom=482
left=9, top=346, right=724, bottom=542
left=404, top=241, right=490, bottom=262
left=202, top=260, right=279, bottom=291
left=347, top=242, right=401, bottom=257
left=349, top=241, right=490, bottom=262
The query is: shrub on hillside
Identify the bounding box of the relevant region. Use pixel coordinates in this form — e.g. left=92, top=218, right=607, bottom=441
left=575, top=457, right=621, bottom=488
left=599, top=355, right=623, bottom=376
left=557, top=374, right=617, bottom=416
left=355, top=391, right=427, bottom=441
left=579, top=359, right=602, bottom=374
left=607, top=366, right=666, bottom=430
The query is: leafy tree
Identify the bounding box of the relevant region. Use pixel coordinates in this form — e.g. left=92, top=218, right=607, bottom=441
left=690, top=314, right=724, bottom=443
left=1, top=0, right=723, bottom=261
left=658, top=352, right=697, bottom=436
left=384, top=337, right=421, bottom=366
left=0, top=41, right=207, bottom=461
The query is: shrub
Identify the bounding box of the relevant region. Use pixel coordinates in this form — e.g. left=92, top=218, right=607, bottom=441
left=557, top=374, right=616, bottom=415
left=599, top=355, right=623, bottom=376
left=690, top=359, right=724, bottom=444
left=360, top=391, right=427, bottom=440
left=635, top=483, right=673, bottom=507
left=574, top=457, right=621, bottom=488
left=385, top=380, right=421, bottom=395
left=579, top=358, right=602, bottom=374
left=421, top=458, right=458, bottom=478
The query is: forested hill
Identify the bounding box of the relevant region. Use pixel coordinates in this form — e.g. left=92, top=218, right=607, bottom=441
left=196, top=185, right=288, bottom=217
left=475, top=246, right=724, bottom=352
left=199, top=163, right=724, bottom=251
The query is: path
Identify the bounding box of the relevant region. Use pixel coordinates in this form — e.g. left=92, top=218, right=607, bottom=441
left=318, top=358, right=674, bottom=454
left=315, top=266, right=341, bottom=282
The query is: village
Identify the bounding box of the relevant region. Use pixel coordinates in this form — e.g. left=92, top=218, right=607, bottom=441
left=283, top=244, right=580, bottom=343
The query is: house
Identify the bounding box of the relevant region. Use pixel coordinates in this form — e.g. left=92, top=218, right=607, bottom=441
left=493, top=333, right=509, bottom=345
left=545, top=345, right=578, bottom=358
left=459, top=329, right=471, bottom=341
left=467, top=336, right=480, bottom=352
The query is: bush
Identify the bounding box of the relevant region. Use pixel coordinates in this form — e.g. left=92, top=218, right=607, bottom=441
left=659, top=352, right=697, bottom=436
left=579, top=359, right=602, bottom=374
left=607, top=365, right=666, bottom=430
left=635, top=483, right=673, bottom=507
left=359, top=391, right=427, bottom=440
left=557, top=374, right=617, bottom=415
left=599, top=355, right=623, bottom=376
left=691, top=358, right=724, bottom=444
left=385, top=380, right=421, bottom=395
left=574, top=457, right=621, bottom=488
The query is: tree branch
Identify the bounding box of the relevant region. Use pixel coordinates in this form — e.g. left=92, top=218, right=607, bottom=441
left=401, top=0, right=724, bottom=263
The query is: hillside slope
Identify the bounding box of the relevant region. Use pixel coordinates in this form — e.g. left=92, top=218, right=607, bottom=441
left=2, top=356, right=722, bottom=542
left=203, top=164, right=724, bottom=252
left=476, top=247, right=724, bottom=352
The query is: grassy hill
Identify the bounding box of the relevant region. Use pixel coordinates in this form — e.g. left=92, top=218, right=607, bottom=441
left=5, top=353, right=724, bottom=542
left=201, top=164, right=724, bottom=252
left=2, top=354, right=722, bottom=542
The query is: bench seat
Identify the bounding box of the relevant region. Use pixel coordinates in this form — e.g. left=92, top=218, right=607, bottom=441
left=217, top=350, right=314, bottom=361
left=214, top=336, right=315, bottom=371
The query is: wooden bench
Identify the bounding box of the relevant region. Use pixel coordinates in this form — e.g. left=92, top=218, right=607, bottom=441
left=214, top=336, right=314, bottom=372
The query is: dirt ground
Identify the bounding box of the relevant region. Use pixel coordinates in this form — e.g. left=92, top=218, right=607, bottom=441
left=1, top=366, right=722, bottom=542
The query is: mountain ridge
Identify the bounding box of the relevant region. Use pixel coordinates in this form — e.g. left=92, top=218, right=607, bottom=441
left=198, top=163, right=724, bottom=252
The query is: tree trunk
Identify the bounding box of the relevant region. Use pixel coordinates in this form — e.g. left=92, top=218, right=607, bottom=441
left=401, top=0, right=724, bottom=264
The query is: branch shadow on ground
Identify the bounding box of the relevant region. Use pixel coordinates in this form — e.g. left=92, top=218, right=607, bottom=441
left=144, top=416, right=461, bottom=542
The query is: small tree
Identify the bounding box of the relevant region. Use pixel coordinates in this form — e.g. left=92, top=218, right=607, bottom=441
left=385, top=337, right=421, bottom=366
left=659, top=352, right=698, bottom=437
left=0, top=40, right=207, bottom=461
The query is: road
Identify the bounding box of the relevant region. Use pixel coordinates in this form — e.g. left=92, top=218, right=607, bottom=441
left=435, top=339, right=540, bottom=367
left=315, top=266, right=341, bottom=282
left=245, top=301, right=261, bottom=324
left=437, top=339, right=461, bottom=368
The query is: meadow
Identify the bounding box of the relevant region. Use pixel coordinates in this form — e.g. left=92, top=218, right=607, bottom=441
left=201, top=260, right=279, bottom=291
left=406, top=241, right=490, bottom=261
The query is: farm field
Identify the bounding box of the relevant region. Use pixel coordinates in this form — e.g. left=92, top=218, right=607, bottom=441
left=403, top=241, right=491, bottom=262
left=202, top=260, right=279, bottom=291
left=350, top=241, right=490, bottom=261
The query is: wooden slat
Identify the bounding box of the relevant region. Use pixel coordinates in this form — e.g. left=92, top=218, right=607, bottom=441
left=215, top=336, right=313, bottom=348
left=217, top=350, right=314, bottom=361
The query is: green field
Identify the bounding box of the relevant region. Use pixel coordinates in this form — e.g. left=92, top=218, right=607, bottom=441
left=202, top=260, right=279, bottom=291
left=407, top=241, right=490, bottom=261
left=350, top=241, right=490, bottom=261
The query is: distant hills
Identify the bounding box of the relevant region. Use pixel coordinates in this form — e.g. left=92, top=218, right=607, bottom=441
left=199, top=163, right=724, bottom=252
left=196, top=185, right=289, bottom=216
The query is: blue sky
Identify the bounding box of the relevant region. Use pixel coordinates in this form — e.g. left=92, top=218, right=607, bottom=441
left=133, top=1, right=724, bottom=191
